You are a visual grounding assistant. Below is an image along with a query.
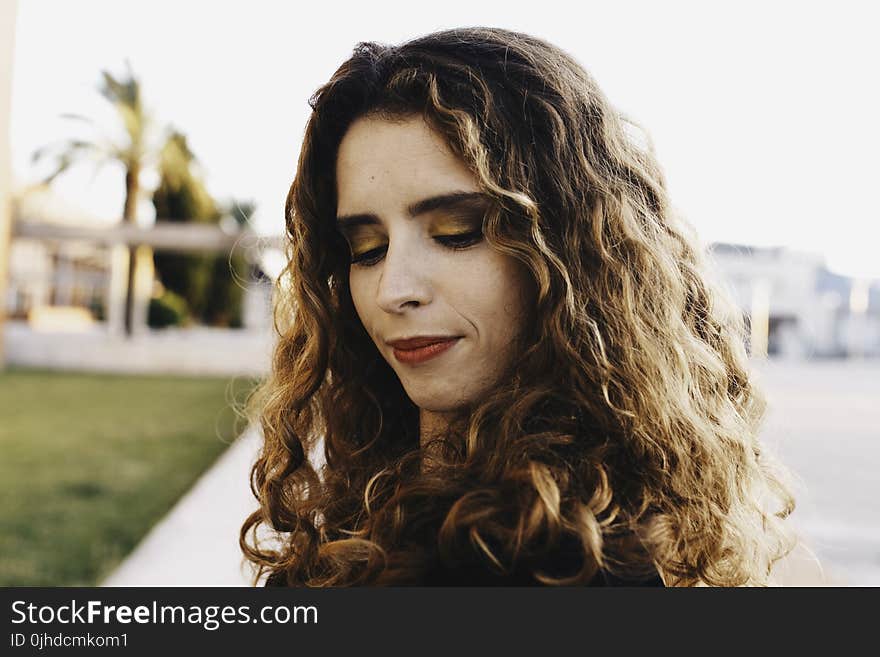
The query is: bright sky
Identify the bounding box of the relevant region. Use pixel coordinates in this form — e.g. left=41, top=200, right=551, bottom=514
left=9, top=0, right=880, bottom=278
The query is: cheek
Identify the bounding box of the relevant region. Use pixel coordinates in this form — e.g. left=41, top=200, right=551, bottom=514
left=464, top=257, right=532, bottom=341
left=348, top=273, right=373, bottom=333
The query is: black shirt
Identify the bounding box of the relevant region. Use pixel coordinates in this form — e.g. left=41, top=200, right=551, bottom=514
left=264, top=540, right=665, bottom=587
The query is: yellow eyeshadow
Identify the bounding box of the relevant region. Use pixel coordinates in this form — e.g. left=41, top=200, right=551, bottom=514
left=433, top=216, right=482, bottom=233
left=349, top=237, right=386, bottom=258
left=344, top=216, right=483, bottom=257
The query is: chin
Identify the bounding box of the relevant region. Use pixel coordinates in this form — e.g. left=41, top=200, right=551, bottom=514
left=406, top=390, right=472, bottom=414
left=411, top=399, right=460, bottom=414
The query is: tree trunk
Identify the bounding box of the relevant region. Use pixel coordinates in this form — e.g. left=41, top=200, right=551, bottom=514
left=122, top=164, right=139, bottom=337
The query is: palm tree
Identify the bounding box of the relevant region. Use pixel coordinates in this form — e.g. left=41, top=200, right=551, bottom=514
left=33, top=61, right=154, bottom=336
left=151, top=131, right=219, bottom=324
left=150, top=132, right=252, bottom=329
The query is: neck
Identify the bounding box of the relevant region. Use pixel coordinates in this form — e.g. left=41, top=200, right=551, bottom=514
left=419, top=408, right=454, bottom=472
left=419, top=408, right=450, bottom=449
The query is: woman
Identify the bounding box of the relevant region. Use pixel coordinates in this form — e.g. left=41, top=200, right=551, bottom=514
left=240, top=27, right=796, bottom=586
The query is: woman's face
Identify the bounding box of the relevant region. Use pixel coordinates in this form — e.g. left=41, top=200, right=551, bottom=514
left=335, top=114, right=533, bottom=414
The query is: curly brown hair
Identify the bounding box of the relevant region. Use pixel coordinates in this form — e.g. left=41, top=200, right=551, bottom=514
left=240, top=26, right=796, bottom=586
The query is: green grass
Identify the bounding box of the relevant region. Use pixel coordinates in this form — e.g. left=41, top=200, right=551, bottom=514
left=0, top=368, right=258, bottom=586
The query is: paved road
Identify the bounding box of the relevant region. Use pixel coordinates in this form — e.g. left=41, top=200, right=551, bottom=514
left=102, top=426, right=265, bottom=587
left=755, top=359, right=880, bottom=585
left=102, top=359, right=879, bottom=586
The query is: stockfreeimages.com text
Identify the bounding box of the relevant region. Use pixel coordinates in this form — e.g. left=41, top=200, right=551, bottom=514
left=11, top=599, right=317, bottom=631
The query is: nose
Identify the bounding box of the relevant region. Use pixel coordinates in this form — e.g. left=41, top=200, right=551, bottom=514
left=375, top=239, right=433, bottom=314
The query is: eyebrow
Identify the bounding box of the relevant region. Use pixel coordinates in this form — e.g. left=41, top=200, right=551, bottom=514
left=335, top=191, right=490, bottom=230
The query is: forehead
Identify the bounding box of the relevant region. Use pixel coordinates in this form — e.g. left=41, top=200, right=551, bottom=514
left=335, top=115, right=479, bottom=214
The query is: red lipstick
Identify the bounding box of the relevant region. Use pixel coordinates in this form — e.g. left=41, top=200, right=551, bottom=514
left=387, top=336, right=461, bottom=365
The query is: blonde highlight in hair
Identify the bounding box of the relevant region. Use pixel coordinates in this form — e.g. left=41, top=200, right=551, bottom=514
left=241, top=27, right=795, bottom=587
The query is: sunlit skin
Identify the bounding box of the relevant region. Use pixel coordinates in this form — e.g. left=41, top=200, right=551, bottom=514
left=335, top=115, right=534, bottom=448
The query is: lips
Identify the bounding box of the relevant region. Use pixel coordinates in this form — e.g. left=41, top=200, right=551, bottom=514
left=387, top=336, right=462, bottom=365
left=387, top=335, right=461, bottom=350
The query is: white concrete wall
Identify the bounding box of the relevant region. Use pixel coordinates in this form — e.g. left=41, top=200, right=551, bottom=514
left=0, top=0, right=18, bottom=366
left=3, top=321, right=274, bottom=377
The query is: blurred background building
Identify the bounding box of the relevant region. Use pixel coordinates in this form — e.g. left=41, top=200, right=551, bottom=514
left=2, top=183, right=280, bottom=376
left=710, top=243, right=880, bottom=359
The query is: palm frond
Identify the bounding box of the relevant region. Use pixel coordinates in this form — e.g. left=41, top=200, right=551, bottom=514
left=33, top=139, right=110, bottom=184
left=58, top=112, right=122, bottom=147
left=97, top=66, right=147, bottom=152
left=32, top=139, right=99, bottom=163
left=43, top=153, right=80, bottom=185
left=99, top=69, right=139, bottom=108
left=58, top=112, right=96, bottom=125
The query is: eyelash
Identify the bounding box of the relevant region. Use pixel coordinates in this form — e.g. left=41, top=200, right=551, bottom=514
left=350, top=230, right=484, bottom=267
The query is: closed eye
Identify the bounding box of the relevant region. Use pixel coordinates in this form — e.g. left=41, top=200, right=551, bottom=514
left=434, top=230, right=483, bottom=249
left=350, top=230, right=484, bottom=267
left=350, top=245, right=387, bottom=267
